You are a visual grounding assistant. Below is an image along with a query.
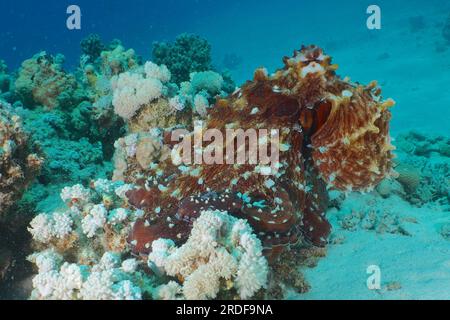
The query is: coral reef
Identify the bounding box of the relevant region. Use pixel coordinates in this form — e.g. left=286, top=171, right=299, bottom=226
left=111, top=62, right=168, bottom=119
left=152, top=33, right=235, bottom=93
left=25, top=45, right=397, bottom=301
left=110, top=60, right=232, bottom=126
left=112, top=131, right=171, bottom=182
left=0, top=101, right=42, bottom=219
left=124, top=45, right=395, bottom=270
left=28, top=180, right=138, bottom=253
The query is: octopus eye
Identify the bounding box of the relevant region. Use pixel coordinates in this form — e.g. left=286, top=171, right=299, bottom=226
left=314, top=100, right=332, bottom=133
left=299, top=100, right=332, bottom=135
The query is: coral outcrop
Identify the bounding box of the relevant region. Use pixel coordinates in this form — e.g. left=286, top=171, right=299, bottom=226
left=27, top=180, right=150, bottom=300
left=15, top=52, right=80, bottom=109
left=0, top=101, right=42, bottom=218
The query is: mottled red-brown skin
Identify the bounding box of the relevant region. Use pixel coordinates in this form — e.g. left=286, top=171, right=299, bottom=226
left=126, top=45, right=394, bottom=262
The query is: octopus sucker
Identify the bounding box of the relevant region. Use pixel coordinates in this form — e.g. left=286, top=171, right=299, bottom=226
left=125, top=45, right=394, bottom=262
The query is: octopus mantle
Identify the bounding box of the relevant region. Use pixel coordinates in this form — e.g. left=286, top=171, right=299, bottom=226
left=126, top=45, right=395, bottom=261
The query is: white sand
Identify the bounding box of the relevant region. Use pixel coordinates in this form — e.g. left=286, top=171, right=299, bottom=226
left=292, top=195, right=450, bottom=300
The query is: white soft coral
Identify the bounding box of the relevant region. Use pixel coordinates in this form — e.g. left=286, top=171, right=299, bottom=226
left=29, top=251, right=142, bottom=300
left=111, top=68, right=164, bottom=119
left=147, top=210, right=269, bottom=300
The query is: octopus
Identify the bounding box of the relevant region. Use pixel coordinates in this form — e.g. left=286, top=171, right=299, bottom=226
left=126, top=45, right=395, bottom=261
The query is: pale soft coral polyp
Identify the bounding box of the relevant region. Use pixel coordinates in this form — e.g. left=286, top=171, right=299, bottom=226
left=111, top=72, right=164, bottom=120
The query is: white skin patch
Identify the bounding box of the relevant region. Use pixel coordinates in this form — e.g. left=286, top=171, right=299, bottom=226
left=301, top=62, right=325, bottom=78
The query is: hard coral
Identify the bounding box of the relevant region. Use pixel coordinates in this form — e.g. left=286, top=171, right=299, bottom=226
left=125, top=45, right=395, bottom=264
left=0, top=101, right=42, bottom=219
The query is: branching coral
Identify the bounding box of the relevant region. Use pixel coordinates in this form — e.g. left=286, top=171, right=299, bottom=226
left=110, top=60, right=223, bottom=132
left=17, top=106, right=111, bottom=185
left=27, top=180, right=152, bottom=299
left=0, top=101, right=42, bottom=219
left=148, top=210, right=268, bottom=300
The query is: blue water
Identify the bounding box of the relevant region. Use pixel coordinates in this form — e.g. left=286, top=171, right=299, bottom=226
left=1, top=0, right=449, bottom=134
